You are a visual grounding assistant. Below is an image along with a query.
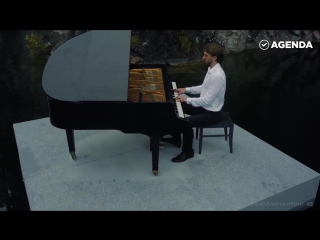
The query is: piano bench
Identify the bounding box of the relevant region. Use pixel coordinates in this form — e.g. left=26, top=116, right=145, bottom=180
left=195, top=111, right=234, bottom=154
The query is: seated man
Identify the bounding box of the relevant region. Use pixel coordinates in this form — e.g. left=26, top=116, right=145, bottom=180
left=162, top=42, right=226, bottom=162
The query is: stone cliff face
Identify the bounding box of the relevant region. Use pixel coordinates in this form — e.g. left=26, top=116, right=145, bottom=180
left=215, top=30, right=248, bottom=53
left=31, top=30, right=320, bottom=65
left=132, top=30, right=320, bottom=64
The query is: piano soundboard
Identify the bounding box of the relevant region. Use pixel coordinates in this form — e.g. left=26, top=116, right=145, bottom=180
left=128, top=68, right=184, bottom=118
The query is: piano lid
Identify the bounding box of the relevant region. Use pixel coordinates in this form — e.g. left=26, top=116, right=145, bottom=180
left=42, top=30, right=132, bottom=102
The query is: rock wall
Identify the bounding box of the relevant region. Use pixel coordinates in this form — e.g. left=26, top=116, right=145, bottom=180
left=31, top=30, right=320, bottom=65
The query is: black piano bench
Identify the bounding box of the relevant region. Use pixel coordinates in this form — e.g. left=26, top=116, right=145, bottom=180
left=195, top=111, right=234, bottom=154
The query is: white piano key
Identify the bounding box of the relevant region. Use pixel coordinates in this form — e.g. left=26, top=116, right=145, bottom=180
left=171, top=82, right=185, bottom=118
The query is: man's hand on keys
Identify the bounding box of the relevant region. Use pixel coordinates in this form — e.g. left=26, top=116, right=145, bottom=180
left=173, top=88, right=186, bottom=95
left=173, top=88, right=187, bottom=102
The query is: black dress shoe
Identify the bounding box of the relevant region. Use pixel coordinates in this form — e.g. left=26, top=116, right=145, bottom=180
left=161, top=137, right=182, bottom=148
left=171, top=151, right=194, bottom=163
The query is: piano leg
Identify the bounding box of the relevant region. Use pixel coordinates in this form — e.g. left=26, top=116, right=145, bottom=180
left=66, top=129, right=76, bottom=160
left=150, top=137, right=159, bottom=176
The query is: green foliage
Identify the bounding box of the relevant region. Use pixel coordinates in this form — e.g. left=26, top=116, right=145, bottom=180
left=25, top=32, right=52, bottom=53
left=173, top=30, right=196, bottom=54
left=131, top=35, right=142, bottom=47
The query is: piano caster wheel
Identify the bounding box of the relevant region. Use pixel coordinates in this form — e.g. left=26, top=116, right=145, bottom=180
left=70, top=152, right=77, bottom=160
left=159, top=142, right=165, bottom=149
left=152, top=170, right=158, bottom=176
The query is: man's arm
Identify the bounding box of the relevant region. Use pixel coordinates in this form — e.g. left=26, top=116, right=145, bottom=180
left=186, top=75, right=224, bottom=107
left=185, top=85, right=202, bottom=95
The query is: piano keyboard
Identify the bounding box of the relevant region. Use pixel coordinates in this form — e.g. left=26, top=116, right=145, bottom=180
left=172, top=82, right=185, bottom=118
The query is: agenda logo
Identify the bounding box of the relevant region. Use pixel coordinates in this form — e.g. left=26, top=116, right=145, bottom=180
left=259, top=40, right=313, bottom=50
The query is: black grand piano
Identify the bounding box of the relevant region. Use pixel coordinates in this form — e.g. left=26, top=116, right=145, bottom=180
left=42, top=30, right=186, bottom=176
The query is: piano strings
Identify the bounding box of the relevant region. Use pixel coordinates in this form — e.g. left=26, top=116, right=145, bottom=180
left=128, top=68, right=167, bottom=102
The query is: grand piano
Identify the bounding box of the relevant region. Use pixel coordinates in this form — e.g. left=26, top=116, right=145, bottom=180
left=42, top=30, right=186, bottom=176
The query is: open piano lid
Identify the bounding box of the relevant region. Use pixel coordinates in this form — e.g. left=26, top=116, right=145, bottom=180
left=42, top=30, right=132, bottom=102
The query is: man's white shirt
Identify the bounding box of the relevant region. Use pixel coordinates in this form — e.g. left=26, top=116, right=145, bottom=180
left=185, top=63, right=226, bottom=112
